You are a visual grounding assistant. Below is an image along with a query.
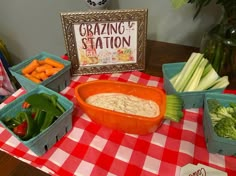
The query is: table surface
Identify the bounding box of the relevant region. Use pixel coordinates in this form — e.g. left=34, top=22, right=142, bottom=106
left=0, top=40, right=235, bottom=176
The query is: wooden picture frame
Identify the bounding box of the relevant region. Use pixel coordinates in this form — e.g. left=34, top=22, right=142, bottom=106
left=60, top=9, right=147, bottom=75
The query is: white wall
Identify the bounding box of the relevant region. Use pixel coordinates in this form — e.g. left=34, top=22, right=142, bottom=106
left=0, top=0, right=222, bottom=64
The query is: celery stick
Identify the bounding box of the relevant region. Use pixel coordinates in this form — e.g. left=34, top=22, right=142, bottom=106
left=170, top=72, right=180, bottom=85
left=183, top=58, right=208, bottom=92
left=209, top=76, right=229, bottom=89
left=195, top=66, right=219, bottom=91
left=164, top=94, right=183, bottom=122
left=173, top=53, right=204, bottom=92
left=201, top=62, right=212, bottom=78
left=172, top=52, right=197, bottom=87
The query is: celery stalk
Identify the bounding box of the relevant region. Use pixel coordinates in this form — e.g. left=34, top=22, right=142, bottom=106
left=173, top=53, right=204, bottom=92
left=195, top=65, right=219, bottom=91
left=170, top=72, right=180, bottom=85
left=164, top=94, right=183, bottom=122
left=171, top=52, right=197, bottom=87
left=183, top=58, right=208, bottom=92
left=209, top=76, right=229, bottom=89
left=201, top=63, right=212, bottom=78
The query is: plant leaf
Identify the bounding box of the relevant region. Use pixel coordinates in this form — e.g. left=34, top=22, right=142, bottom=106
left=171, top=0, right=189, bottom=8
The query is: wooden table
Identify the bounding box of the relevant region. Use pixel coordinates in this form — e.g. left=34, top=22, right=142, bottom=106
left=0, top=40, right=233, bottom=175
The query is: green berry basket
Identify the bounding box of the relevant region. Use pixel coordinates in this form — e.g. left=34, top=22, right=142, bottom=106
left=162, top=62, right=226, bottom=109
left=0, top=85, right=74, bottom=156
left=203, top=93, right=236, bottom=156
left=9, top=52, right=71, bottom=92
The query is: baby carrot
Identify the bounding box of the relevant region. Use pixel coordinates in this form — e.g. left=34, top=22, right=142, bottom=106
left=31, top=70, right=38, bottom=77
left=38, top=72, right=48, bottom=80
left=44, top=58, right=64, bottom=68
left=38, top=60, right=46, bottom=65
left=21, top=59, right=39, bottom=74
left=45, top=67, right=62, bottom=76
left=35, top=64, right=53, bottom=73
left=24, top=74, right=42, bottom=83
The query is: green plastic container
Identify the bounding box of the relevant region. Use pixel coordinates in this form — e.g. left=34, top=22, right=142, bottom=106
left=10, top=52, right=71, bottom=92
left=162, top=62, right=225, bottom=109
left=0, top=85, right=74, bottom=156
left=203, top=93, right=236, bottom=156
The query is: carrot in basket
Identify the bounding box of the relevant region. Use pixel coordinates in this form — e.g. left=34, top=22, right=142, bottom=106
left=37, top=59, right=46, bottom=65
left=35, top=64, right=53, bottom=73
left=31, top=70, right=38, bottom=77
left=21, top=59, right=39, bottom=74
left=24, top=74, right=42, bottom=83
left=38, top=72, right=48, bottom=80
left=45, top=67, right=62, bottom=76
left=44, top=58, right=64, bottom=68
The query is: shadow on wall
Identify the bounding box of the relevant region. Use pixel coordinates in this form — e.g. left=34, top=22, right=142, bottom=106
left=1, top=36, right=24, bottom=65
left=162, top=2, right=222, bottom=47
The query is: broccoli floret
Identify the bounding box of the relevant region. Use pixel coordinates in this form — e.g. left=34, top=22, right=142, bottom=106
left=229, top=102, right=236, bottom=108
left=207, top=99, right=236, bottom=125
left=209, top=112, right=223, bottom=126
left=207, top=99, right=221, bottom=114
left=214, top=118, right=236, bottom=140
left=216, top=106, right=233, bottom=119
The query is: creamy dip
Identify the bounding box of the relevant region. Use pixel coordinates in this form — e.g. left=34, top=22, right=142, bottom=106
left=85, top=93, right=160, bottom=118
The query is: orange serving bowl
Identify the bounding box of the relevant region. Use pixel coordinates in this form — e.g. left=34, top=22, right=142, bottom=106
left=74, top=80, right=166, bottom=135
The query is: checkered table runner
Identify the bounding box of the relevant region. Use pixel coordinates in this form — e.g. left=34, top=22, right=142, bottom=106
left=0, top=71, right=235, bottom=176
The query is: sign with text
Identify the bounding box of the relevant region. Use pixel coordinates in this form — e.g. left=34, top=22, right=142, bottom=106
left=74, top=21, right=137, bottom=66
left=61, top=9, right=147, bottom=75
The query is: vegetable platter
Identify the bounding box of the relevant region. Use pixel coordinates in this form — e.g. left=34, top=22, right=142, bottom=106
left=162, top=52, right=229, bottom=109
left=10, top=52, right=71, bottom=92
left=0, top=85, right=74, bottom=156
left=75, top=80, right=184, bottom=135
left=203, top=92, right=236, bottom=156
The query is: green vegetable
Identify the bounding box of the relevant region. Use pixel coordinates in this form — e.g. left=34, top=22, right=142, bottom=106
left=3, top=116, right=22, bottom=129
left=207, top=98, right=236, bottom=140
left=183, top=58, right=208, bottom=91
left=3, top=93, right=66, bottom=140
left=40, top=112, right=56, bottom=132
left=40, top=93, right=65, bottom=113
left=194, top=63, right=219, bottom=91
left=25, top=94, right=63, bottom=116
left=214, top=118, right=236, bottom=140
left=19, top=111, right=37, bottom=140
left=207, top=99, right=236, bottom=126
left=164, top=94, right=184, bottom=122
left=8, top=111, right=37, bottom=140
left=170, top=52, right=230, bottom=92
left=171, top=52, right=203, bottom=92
left=34, top=110, right=46, bottom=128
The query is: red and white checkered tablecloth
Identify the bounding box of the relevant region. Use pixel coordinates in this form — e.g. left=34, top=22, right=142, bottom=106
left=0, top=71, right=235, bottom=176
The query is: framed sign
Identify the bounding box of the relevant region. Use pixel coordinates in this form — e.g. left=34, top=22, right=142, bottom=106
left=60, top=9, right=147, bottom=75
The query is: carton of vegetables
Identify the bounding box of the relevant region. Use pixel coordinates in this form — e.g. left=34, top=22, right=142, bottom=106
left=162, top=52, right=229, bottom=109
left=10, top=52, right=71, bottom=92
left=203, top=92, right=236, bottom=156
left=0, top=85, right=74, bottom=156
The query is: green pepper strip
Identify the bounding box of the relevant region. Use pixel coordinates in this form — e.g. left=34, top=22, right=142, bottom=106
left=34, top=110, right=46, bottom=129
left=3, top=117, right=22, bottom=129
left=18, top=112, right=36, bottom=140
left=40, top=93, right=65, bottom=113
left=25, top=94, right=62, bottom=116
left=40, top=112, right=55, bottom=132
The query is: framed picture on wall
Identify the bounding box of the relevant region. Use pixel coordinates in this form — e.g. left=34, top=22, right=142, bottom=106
left=60, top=9, right=148, bottom=75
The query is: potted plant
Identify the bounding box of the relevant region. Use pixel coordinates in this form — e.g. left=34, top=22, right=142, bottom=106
left=172, top=0, right=236, bottom=80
